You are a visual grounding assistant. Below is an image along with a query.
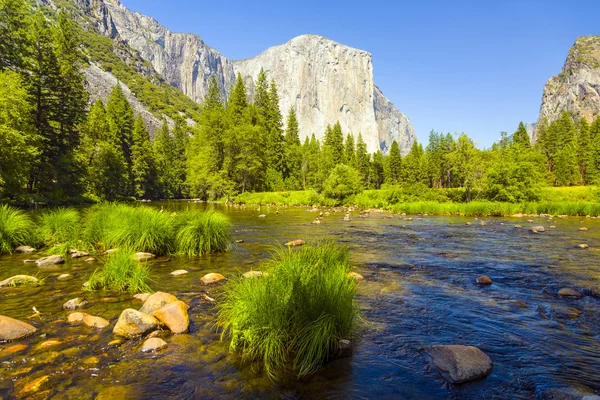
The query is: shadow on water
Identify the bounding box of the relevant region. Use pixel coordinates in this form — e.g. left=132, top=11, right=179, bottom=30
left=1, top=202, right=600, bottom=399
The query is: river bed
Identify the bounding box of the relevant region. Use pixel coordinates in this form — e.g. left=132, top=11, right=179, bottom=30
left=1, top=203, right=600, bottom=399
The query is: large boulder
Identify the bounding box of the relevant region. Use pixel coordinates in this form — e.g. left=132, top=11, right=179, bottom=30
left=139, top=292, right=178, bottom=314
left=423, top=345, right=493, bottom=384
left=36, top=255, right=64, bottom=267
left=0, top=315, right=37, bottom=341
left=152, top=301, right=189, bottom=334
left=200, top=273, right=226, bottom=285
left=0, top=275, right=39, bottom=287
left=113, top=309, right=159, bottom=338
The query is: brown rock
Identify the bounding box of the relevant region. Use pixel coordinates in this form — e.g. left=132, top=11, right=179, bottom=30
left=579, top=227, right=589, bottom=231
left=152, top=301, right=189, bottom=334
left=530, top=226, right=545, bottom=233
left=1, top=343, right=28, bottom=355
left=83, top=315, right=110, bottom=329
left=113, top=309, right=159, bottom=338
left=35, top=339, right=62, bottom=350
left=578, top=244, right=589, bottom=249
left=347, top=272, right=365, bottom=281
left=558, top=287, right=583, bottom=299
left=424, top=345, right=493, bottom=383
left=17, top=375, right=50, bottom=397
left=243, top=270, right=264, bottom=278
left=84, top=257, right=95, bottom=262
left=139, top=292, right=178, bottom=314
left=337, top=339, right=353, bottom=358
left=71, top=250, right=89, bottom=259
left=284, top=239, right=305, bottom=247
left=133, top=293, right=151, bottom=302
left=141, top=337, right=167, bottom=352
left=67, top=312, right=89, bottom=323
left=200, top=273, right=226, bottom=285
left=591, top=285, right=600, bottom=298
left=0, top=315, right=36, bottom=341
left=476, top=276, right=492, bottom=285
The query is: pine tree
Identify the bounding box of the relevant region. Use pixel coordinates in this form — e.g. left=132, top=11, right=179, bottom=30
left=106, top=84, right=135, bottom=193
left=449, top=134, right=477, bottom=200
left=131, top=116, right=157, bottom=198
left=0, top=0, right=30, bottom=71
left=371, top=150, right=384, bottom=189
left=283, top=107, right=302, bottom=188
left=171, top=116, right=189, bottom=197
left=552, top=112, right=580, bottom=186
left=388, top=140, right=402, bottom=184
left=512, top=122, right=531, bottom=147
left=266, top=79, right=284, bottom=175
left=355, top=133, right=370, bottom=186
left=576, top=118, right=592, bottom=184
left=154, top=120, right=176, bottom=198
left=323, top=122, right=344, bottom=169
left=344, top=134, right=356, bottom=167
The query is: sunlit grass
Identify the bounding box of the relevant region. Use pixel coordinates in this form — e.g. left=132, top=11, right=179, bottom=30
left=216, top=242, right=358, bottom=380
left=85, top=248, right=152, bottom=293
left=175, top=210, right=231, bottom=256
left=0, top=205, right=34, bottom=255
left=36, top=208, right=84, bottom=255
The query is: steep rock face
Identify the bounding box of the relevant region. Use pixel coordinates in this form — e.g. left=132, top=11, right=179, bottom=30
left=83, top=63, right=170, bottom=135
left=74, top=0, right=415, bottom=153
left=234, top=35, right=415, bottom=154
left=535, top=36, right=600, bottom=141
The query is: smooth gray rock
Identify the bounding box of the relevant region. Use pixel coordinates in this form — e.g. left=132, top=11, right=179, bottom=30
left=63, top=298, right=88, bottom=311
left=424, top=345, right=493, bottom=384
left=36, top=255, right=64, bottom=267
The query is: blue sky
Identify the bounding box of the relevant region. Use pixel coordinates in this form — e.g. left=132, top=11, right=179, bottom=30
left=121, top=0, right=599, bottom=148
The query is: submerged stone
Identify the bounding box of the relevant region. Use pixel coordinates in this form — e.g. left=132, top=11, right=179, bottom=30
left=67, top=312, right=89, bottom=323
left=476, top=276, right=492, bottom=285
left=133, top=252, right=156, bottom=262
left=141, top=337, right=167, bottom=352
left=0, top=315, right=37, bottom=341
left=0, top=275, right=39, bottom=287
left=347, top=272, right=365, bottom=281
left=170, top=269, right=188, bottom=277
left=83, top=315, right=110, bottom=329
left=62, top=298, right=88, bottom=311
left=424, top=345, right=493, bottom=383
left=284, top=239, right=304, bottom=247
left=558, top=287, right=583, bottom=299
left=15, top=246, right=35, bottom=253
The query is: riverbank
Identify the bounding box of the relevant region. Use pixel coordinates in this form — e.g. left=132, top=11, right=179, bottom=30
left=232, top=186, right=600, bottom=217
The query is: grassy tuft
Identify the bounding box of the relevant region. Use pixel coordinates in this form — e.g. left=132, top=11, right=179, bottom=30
left=85, top=248, right=152, bottom=293
left=216, top=242, right=358, bottom=380
left=36, top=208, right=84, bottom=255
left=175, top=210, right=231, bottom=256
left=0, top=205, right=34, bottom=255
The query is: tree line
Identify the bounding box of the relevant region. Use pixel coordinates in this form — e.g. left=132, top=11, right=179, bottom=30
left=1, top=0, right=599, bottom=205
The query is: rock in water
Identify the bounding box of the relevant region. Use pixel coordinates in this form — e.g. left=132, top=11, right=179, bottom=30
left=139, top=292, right=178, bottom=314
left=36, top=255, right=64, bottom=267
left=424, top=345, right=493, bottom=384
left=558, top=287, right=584, bottom=299
left=284, top=239, right=305, bottom=247
left=200, top=273, right=226, bottom=285
left=71, top=250, right=89, bottom=259
left=0, top=275, right=39, bottom=287
left=170, top=270, right=188, bottom=277
left=133, top=252, right=155, bottom=262
left=0, top=315, right=37, bottom=341
left=63, top=298, right=88, bottom=311
left=476, top=276, right=492, bottom=285
left=141, top=337, right=168, bottom=352
left=258, top=214, right=266, bottom=218
left=15, top=246, right=35, bottom=253
left=152, top=301, right=189, bottom=334
left=67, top=312, right=89, bottom=323
left=82, top=315, right=110, bottom=329
left=347, top=272, right=365, bottom=281
left=113, top=309, right=159, bottom=338
left=243, top=270, right=263, bottom=278
left=529, top=226, right=545, bottom=233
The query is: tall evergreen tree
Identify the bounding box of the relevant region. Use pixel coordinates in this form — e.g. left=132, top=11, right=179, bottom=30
left=576, top=118, right=592, bottom=184
left=154, top=120, right=176, bottom=198
left=355, top=133, right=370, bottom=186
left=512, top=122, right=531, bottom=147
left=388, top=140, right=402, bottom=184
left=0, top=0, right=30, bottom=71
left=106, top=84, right=135, bottom=193
left=171, top=116, right=189, bottom=197
left=344, top=134, right=356, bottom=167
left=131, top=116, right=157, bottom=198
left=371, top=150, right=384, bottom=189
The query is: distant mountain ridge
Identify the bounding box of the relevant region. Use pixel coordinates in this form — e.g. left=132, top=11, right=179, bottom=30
left=61, top=0, right=416, bottom=154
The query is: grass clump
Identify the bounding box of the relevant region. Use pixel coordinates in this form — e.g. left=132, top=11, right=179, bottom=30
left=86, top=248, right=152, bottom=293
left=36, top=208, right=84, bottom=255
left=175, top=210, right=231, bottom=256
left=216, top=242, right=358, bottom=381
left=0, top=205, right=34, bottom=255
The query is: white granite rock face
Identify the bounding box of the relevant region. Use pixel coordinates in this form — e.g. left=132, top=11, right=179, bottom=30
left=535, top=36, right=600, bottom=142
left=71, top=0, right=415, bottom=153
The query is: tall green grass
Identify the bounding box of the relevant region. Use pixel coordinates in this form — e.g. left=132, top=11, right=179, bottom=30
left=37, top=208, right=84, bottom=255
left=216, top=242, right=358, bottom=380
left=0, top=205, right=34, bottom=254
left=175, top=210, right=231, bottom=256
left=85, top=248, right=152, bottom=293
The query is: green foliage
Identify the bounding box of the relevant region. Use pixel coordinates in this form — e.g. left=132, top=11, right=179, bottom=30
left=175, top=210, right=231, bottom=256
left=322, top=164, right=363, bottom=201
left=37, top=208, right=83, bottom=255
left=216, top=242, right=358, bottom=380
left=86, top=248, right=152, bottom=293
left=0, top=204, right=34, bottom=254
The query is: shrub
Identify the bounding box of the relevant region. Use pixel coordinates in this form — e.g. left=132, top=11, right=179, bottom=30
left=216, top=242, right=358, bottom=380
left=86, top=248, right=152, bottom=293
left=36, top=208, right=84, bottom=255
left=175, top=210, right=231, bottom=256
left=0, top=205, right=34, bottom=254
left=322, top=164, right=363, bottom=201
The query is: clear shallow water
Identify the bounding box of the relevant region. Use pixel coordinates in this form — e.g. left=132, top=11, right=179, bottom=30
left=1, top=203, right=600, bottom=399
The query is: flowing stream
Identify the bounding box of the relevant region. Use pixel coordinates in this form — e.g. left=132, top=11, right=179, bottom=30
left=1, top=202, right=600, bottom=399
